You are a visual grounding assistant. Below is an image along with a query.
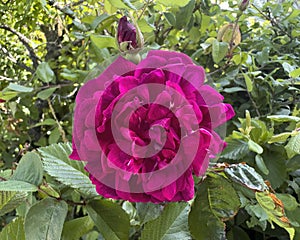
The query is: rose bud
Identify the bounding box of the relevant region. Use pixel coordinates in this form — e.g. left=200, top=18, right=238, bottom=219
left=117, top=16, right=143, bottom=53
left=239, top=0, right=250, bottom=11
left=0, top=99, right=5, bottom=103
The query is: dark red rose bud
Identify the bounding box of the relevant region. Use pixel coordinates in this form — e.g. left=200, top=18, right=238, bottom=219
left=0, top=99, right=5, bottom=103
left=239, top=0, right=250, bottom=11
left=117, top=16, right=138, bottom=51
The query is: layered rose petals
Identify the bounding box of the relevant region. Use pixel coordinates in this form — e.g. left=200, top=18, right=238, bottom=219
left=70, top=50, right=235, bottom=202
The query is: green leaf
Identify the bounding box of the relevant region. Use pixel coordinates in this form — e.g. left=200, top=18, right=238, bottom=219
left=136, top=202, right=162, bottom=225
left=141, top=202, right=191, bottom=240
left=282, top=62, right=295, bottom=74
left=60, top=71, right=79, bottom=81
left=189, top=174, right=240, bottom=240
left=33, top=118, right=57, bottom=127
left=86, top=199, right=130, bottom=240
left=175, top=0, right=195, bottom=29
left=90, top=34, right=117, bottom=49
left=286, top=155, right=300, bottom=172
left=91, top=14, right=110, bottom=29
left=62, top=216, right=94, bottom=240
left=227, top=226, right=251, bottom=240
left=285, top=133, right=300, bottom=158
left=276, top=194, right=299, bottom=211
left=267, top=115, right=300, bottom=122
left=38, top=143, right=98, bottom=198
left=290, top=68, right=300, bottom=78
left=25, top=198, right=68, bottom=240
left=256, top=191, right=295, bottom=240
left=208, top=174, right=241, bottom=219
left=39, top=184, right=60, bottom=198
left=11, top=152, right=43, bottom=186
left=0, top=217, right=25, bottom=240
left=73, top=19, right=88, bottom=31
left=223, top=87, right=246, bottom=93
left=286, top=206, right=300, bottom=229
left=7, top=83, right=33, bottom=93
left=255, top=155, right=269, bottom=175
left=137, top=19, right=154, bottom=33
left=248, top=139, right=263, bottom=154
left=49, top=128, right=60, bottom=145
left=0, top=192, right=27, bottom=216
left=36, top=62, right=56, bottom=83
left=244, top=204, right=268, bottom=230
left=212, top=39, right=228, bottom=63
left=224, top=164, right=268, bottom=191
left=0, top=181, right=38, bottom=192
left=37, top=87, right=58, bottom=100
left=164, top=12, right=176, bottom=26
left=262, top=146, right=287, bottom=189
left=243, top=73, right=253, bottom=92
left=221, top=139, right=249, bottom=160
left=189, top=177, right=226, bottom=240
left=268, top=132, right=291, bottom=143
left=0, top=91, right=18, bottom=101
left=156, top=0, right=190, bottom=7
left=107, top=0, right=135, bottom=9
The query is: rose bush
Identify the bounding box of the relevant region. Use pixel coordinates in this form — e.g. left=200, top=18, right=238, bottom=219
left=70, top=50, right=234, bottom=202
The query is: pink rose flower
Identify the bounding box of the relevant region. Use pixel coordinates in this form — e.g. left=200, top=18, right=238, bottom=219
left=70, top=50, right=235, bottom=203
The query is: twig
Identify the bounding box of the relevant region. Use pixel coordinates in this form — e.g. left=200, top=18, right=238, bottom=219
left=38, top=82, right=75, bottom=90
left=68, top=0, right=85, bottom=7
left=0, top=176, right=7, bottom=181
left=206, top=61, right=232, bottom=78
left=0, top=44, right=35, bottom=73
left=0, top=25, right=40, bottom=68
left=252, top=4, right=293, bottom=40
left=48, top=0, right=76, bottom=19
left=137, top=0, right=153, bottom=20
left=47, top=99, right=68, bottom=143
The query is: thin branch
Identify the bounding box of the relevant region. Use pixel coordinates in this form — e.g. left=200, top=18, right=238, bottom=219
left=252, top=4, right=293, bottom=40
left=48, top=0, right=76, bottom=19
left=38, top=82, right=75, bottom=90
left=47, top=99, right=68, bottom=143
left=0, top=44, right=35, bottom=73
left=0, top=25, right=40, bottom=68
left=68, top=0, right=85, bottom=7
left=137, top=0, right=153, bottom=20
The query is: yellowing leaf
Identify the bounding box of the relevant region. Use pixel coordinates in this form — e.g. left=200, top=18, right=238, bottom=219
left=217, top=23, right=241, bottom=47
left=256, top=191, right=295, bottom=240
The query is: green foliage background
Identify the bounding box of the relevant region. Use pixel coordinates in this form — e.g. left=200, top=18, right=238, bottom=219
left=0, top=0, right=300, bottom=239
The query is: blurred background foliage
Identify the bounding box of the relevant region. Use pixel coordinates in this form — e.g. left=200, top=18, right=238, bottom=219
left=0, top=0, right=300, bottom=239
